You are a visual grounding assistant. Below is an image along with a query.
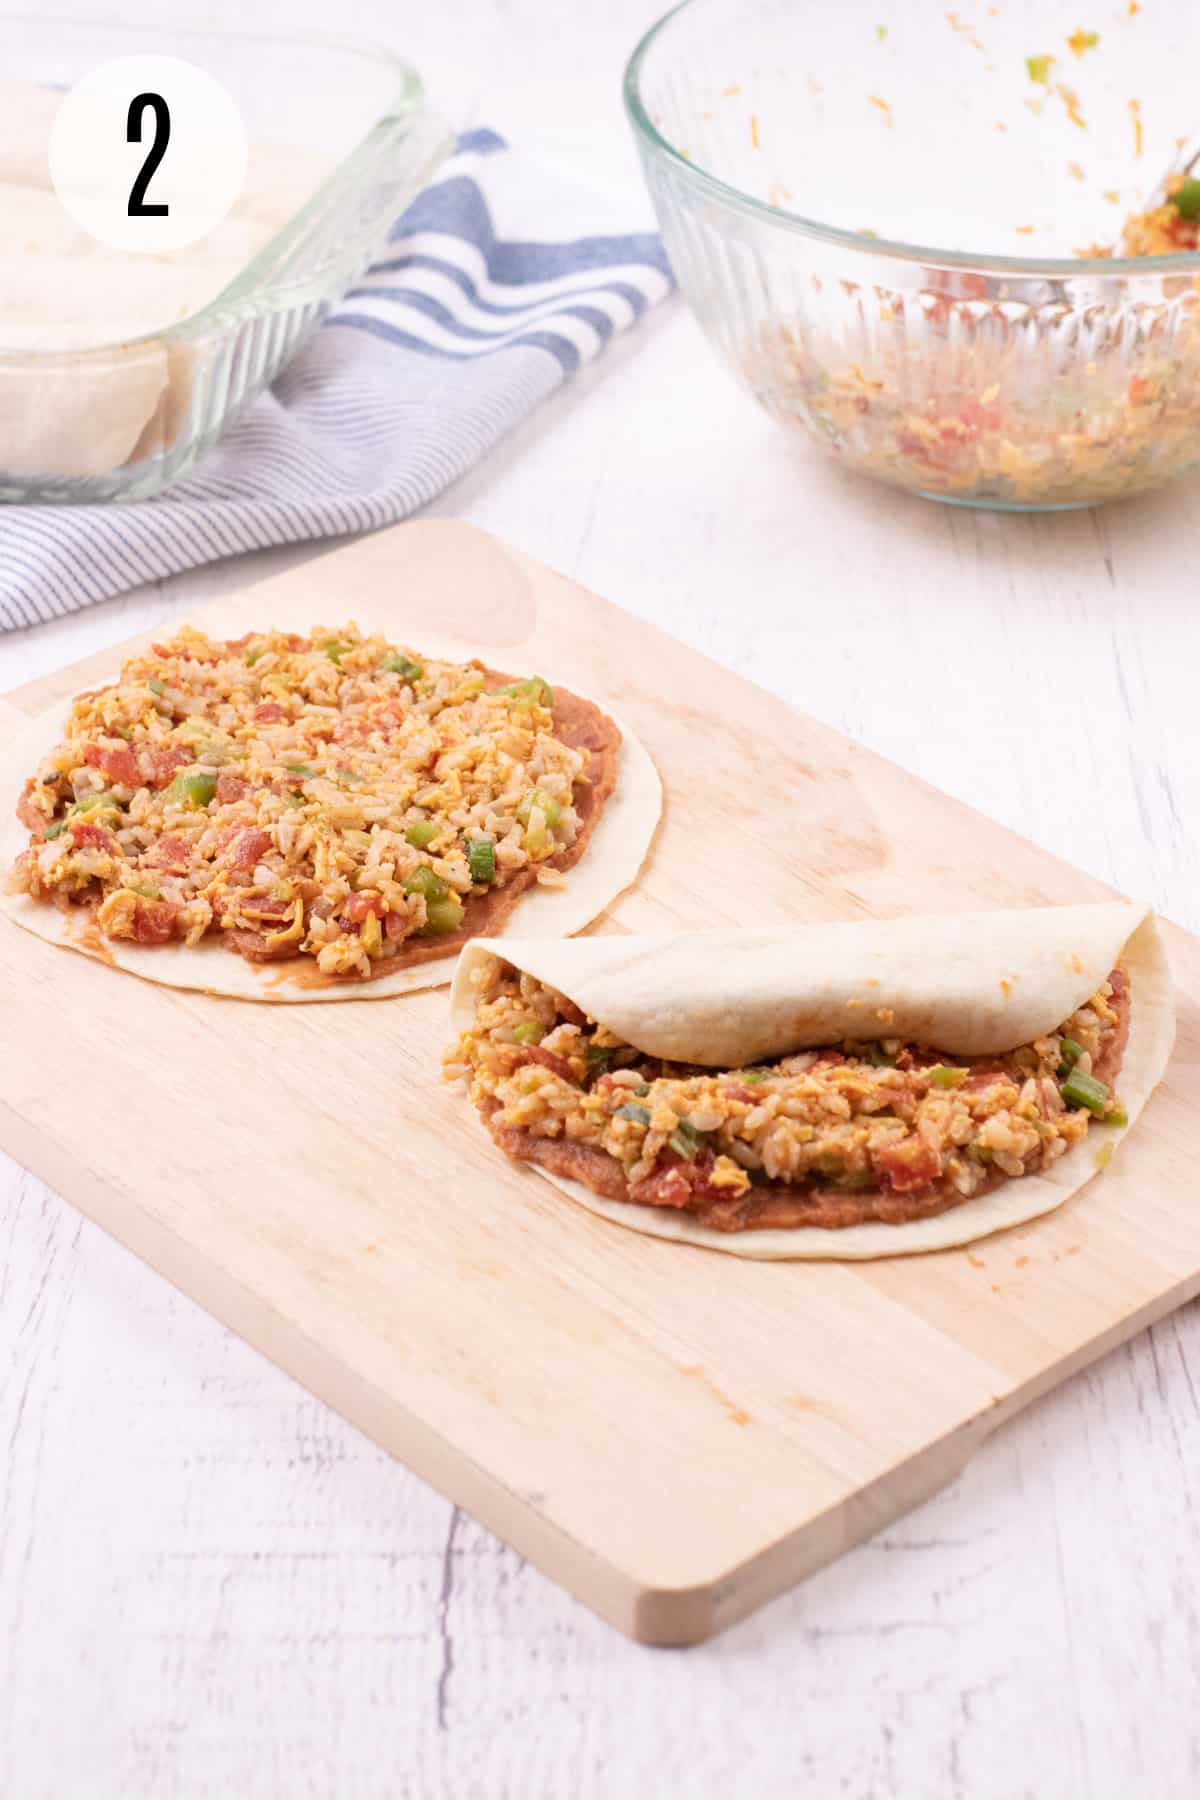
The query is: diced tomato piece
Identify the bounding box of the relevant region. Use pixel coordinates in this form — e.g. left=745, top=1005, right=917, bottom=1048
left=132, top=898, right=179, bottom=944
left=215, top=773, right=250, bottom=804
left=962, top=1066, right=1009, bottom=1092
left=343, top=892, right=387, bottom=925
left=84, top=740, right=140, bottom=788
left=140, top=744, right=194, bottom=788
left=872, top=1138, right=942, bottom=1194
left=67, top=820, right=115, bottom=849
left=141, top=834, right=191, bottom=872
left=236, top=893, right=293, bottom=922
left=252, top=702, right=286, bottom=724
left=383, top=909, right=407, bottom=939
left=221, top=827, right=272, bottom=872
left=895, top=430, right=943, bottom=468
left=630, top=1148, right=720, bottom=1211
left=522, top=1045, right=575, bottom=1081
left=632, top=1164, right=694, bottom=1208
left=724, top=1082, right=765, bottom=1103
left=957, top=396, right=1002, bottom=434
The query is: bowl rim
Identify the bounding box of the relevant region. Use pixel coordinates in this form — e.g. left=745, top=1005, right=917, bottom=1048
left=623, top=0, right=1200, bottom=279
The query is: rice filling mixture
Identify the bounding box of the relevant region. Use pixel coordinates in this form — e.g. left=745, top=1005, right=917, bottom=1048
left=445, top=957, right=1132, bottom=1232
left=7, top=625, right=619, bottom=979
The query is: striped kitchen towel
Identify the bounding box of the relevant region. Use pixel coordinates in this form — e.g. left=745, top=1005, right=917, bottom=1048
left=0, top=129, right=672, bottom=630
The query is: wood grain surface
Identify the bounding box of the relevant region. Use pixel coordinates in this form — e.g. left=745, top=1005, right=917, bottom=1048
left=1, top=518, right=1196, bottom=1653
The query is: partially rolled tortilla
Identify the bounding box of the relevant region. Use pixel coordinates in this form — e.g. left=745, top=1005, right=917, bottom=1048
left=450, top=902, right=1174, bottom=1258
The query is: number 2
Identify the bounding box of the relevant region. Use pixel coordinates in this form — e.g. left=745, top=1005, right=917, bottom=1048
left=127, top=91, right=170, bottom=217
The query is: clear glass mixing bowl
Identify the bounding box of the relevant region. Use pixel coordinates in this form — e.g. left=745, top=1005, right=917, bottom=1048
left=625, top=0, right=1200, bottom=509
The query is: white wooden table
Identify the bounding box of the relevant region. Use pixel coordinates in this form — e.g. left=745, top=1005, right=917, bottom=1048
left=3, top=2, right=1200, bottom=1794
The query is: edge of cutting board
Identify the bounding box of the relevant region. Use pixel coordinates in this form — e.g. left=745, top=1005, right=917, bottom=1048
left=3, top=520, right=1199, bottom=1646
left=6, top=1071, right=1200, bottom=1646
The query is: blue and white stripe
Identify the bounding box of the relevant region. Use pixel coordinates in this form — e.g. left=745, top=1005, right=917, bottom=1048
left=0, top=129, right=672, bottom=630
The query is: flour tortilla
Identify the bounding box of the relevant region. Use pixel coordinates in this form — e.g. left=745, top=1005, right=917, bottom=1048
left=0, top=629, right=661, bottom=1002
left=450, top=904, right=1174, bottom=1258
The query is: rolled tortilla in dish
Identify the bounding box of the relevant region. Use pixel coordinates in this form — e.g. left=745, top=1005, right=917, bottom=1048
left=449, top=903, right=1174, bottom=1258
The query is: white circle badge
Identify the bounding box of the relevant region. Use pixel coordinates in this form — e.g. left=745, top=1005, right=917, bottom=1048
left=49, top=54, right=248, bottom=254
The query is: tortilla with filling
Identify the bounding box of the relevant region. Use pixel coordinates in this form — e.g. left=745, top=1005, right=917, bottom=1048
left=0, top=626, right=661, bottom=1002
left=446, top=903, right=1174, bottom=1258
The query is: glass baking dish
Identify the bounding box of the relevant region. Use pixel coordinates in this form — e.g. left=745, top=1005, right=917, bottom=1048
left=0, top=15, right=452, bottom=502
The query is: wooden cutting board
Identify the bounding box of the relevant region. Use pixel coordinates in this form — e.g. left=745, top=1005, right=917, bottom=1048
left=2, top=519, right=1197, bottom=1647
